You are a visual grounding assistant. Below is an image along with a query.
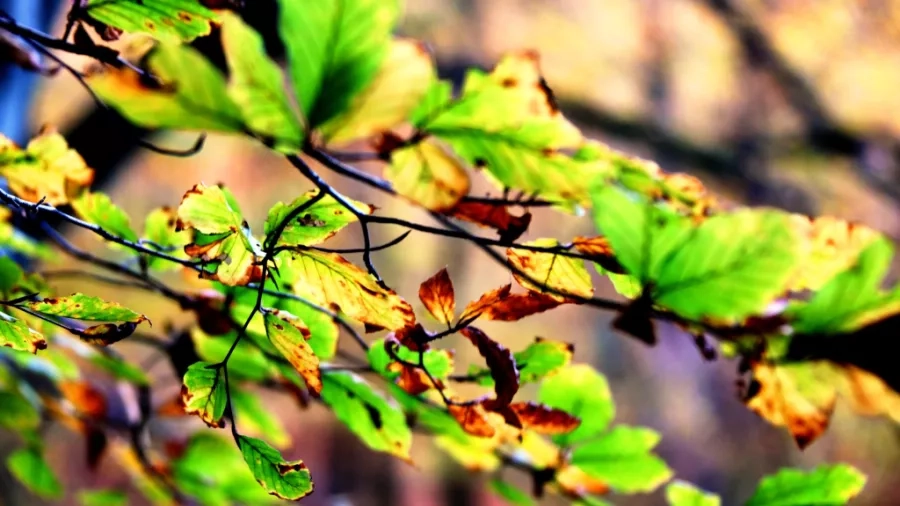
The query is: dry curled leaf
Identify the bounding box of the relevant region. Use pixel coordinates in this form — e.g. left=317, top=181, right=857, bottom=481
left=448, top=201, right=532, bottom=243
left=448, top=403, right=496, bottom=438
left=418, top=267, right=456, bottom=325
left=480, top=291, right=562, bottom=322
left=461, top=327, right=519, bottom=410
left=459, top=284, right=512, bottom=323
left=509, top=401, right=580, bottom=435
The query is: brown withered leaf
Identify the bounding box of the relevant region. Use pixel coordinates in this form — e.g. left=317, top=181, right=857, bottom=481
left=449, top=201, right=532, bottom=243
left=612, top=292, right=657, bottom=345
left=745, top=361, right=836, bottom=449
left=459, top=284, right=512, bottom=323
left=461, top=327, right=519, bottom=410
left=448, top=403, right=496, bottom=438
left=480, top=291, right=562, bottom=322
left=390, top=363, right=434, bottom=396
left=509, top=402, right=580, bottom=435
left=418, top=267, right=456, bottom=325
left=572, top=236, right=623, bottom=273
left=77, top=322, right=140, bottom=346
left=392, top=323, right=433, bottom=351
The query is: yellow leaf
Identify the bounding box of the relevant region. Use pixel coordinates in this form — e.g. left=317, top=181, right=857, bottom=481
left=0, top=127, right=93, bottom=205
left=790, top=215, right=880, bottom=291
left=507, top=239, right=594, bottom=301
left=387, top=138, right=470, bottom=211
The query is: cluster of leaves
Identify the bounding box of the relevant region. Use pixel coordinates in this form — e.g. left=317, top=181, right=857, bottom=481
left=1, top=0, right=898, bottom=504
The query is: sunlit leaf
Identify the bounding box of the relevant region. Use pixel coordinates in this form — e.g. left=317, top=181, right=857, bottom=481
left=264, top=190, right=371, bottom=248
left=84, top=0, right=217, bottom=42
left=790, top=215, right=880, bottom=291
left=263, top=310, right=322, bottom=393
left=238, top=435, right=314, bottom=500
left=143, top=206, right=190, bottom=270
left=478, top=292, right=562, bottom=322
left=6, top=447, right=63, bottom=499
left=320, top=371, right=412, bottom=459
left=181, top=361, right=226, bottom=428
left=460, top=284, right=512, bottom=322
left=278, top=250, right=415, bottom=331
left=539, top=364, right=614, bottom=445
left=746, top=464, right=866, bottom=506
left=462, top=327, right=519, bottom=410
left=388, top=137, right=470, bottom=211
left=789, top=238, right=900, bottom=334
left=321, top=39, right=435, bottom=144
left=448, top=201, right=532, bottom=243
left=509, top=401, right=580, bottom=435
left=569, top=425, right=673, bottom=494
left=90, top=43, right=244, bottom=132
left=469, top=337, right=572, bottom=386
left=71, top=191, right=138, bottom=243
left=177, top=184, right=264, bottom=286
left=666, top=481, right=720, bottom=506
left=192, top=327, right=275, bottom=382
left=25, top=293, right=147, bottom=323
left=507, top=239, right=593, bottom=300
left=221, top=12, right=303, bottom=152
left=418, top=267, right=456, bottom=325
left=447, top=403, right=498, bottom=438
left=0, top=128, right=94, bottom=205
left=0, top=310, right=47, bottom=353
left=277, top=0, right=399, bottom=128
left=78, top=489, right=128, bottom=506
left=368, top=336, right=454, bottom=394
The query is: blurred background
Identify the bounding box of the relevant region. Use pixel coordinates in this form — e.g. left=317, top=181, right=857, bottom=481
left=2, top=0, right=900, bottom=504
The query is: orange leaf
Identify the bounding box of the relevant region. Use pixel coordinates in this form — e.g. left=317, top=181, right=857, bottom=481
left=509, top=402, right=580, bottom=435
left=556, top=464, right=610, bottom=497
left=60, top=380, right=107, bottom=420
left=448, top=201, right=531, bottom=243
left=448, top=403, right=496, bottom=438
left=459, top=284, right=512, bottom=323
left=418, top=267, right=456, bottom=325
left=480, top=291, right=562, bottom=321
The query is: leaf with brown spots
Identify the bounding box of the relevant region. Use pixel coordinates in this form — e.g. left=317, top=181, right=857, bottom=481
left=83, top=0, right=218, bottom=42
left=265, top=190, right=372, bottom=248
left=77, top=322, right=140, bottom=346
left=418, top=267, right=456, bottom=325
left=238, top=435, right=313, bottom=500
left=448, top=201, right=532, bottom=243
left=181, top=361, right=227, bottom=428
left=448, top=403, right=497, bottom=438
left=459, top=284, right=512, bottom=323
left=278, top=250, right=415, bottom=331
left=25, top=293, right=147, bottom=324
left=509, top=402, right=580, bottom=435
left=507, top=238, right=594, bottom=301
left=745, top=362, right=836, bottom=449
left=790, top=215, right=881, bottom=291
left=176, top=183, right=264, bottom=286
left=0, top=128, right=93, bottom=206
left=461, top=327, right=519, bottom=410
left=263, top=310, right=322, bottom=394
left=0, top=310, right=46, bottom=354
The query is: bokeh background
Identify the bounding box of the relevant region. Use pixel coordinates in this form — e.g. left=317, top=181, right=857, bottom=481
left=2, top=0, right=900, bottom=504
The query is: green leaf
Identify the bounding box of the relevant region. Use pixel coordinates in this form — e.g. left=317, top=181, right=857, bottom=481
left=0, top=390, right=40, bottom=432
left=538, top=364, right=614, bottom=445
left=78, top=489, right=128, bottom=506
left=177, top=183, right=264, bottom=286
left=368, top=337, right=455, bottom=380
left=666, top=481, right=721, bottom=506
left=71, top=192, right=139, bottom=243
left=143, top=206, right=190, bottom=270
left=238, top=435, right=314, bottom=500
left=84, top=0, right=217, bottom=42
left=276, top=297, right=339, bottom=360
left=277, top=0, right=400, bottom=128
left=569, top=425, right=673, bottom=494
left=181, top=361, right=226, bottom=428
left=746, top=464, right=866, bottom=506
left=789, top=238, right=900, bottom=334
left=90, top=43, right=244, bottom=132
left=0, top=310, right=47, bottom=353
left=278, top=250, right=415, bottom=331
left=264, top=190, right=372, bottom=247
left=321, top=371, right=412, bottom=459
left=25, top=293, right=147, bottom=323
left=220, top=12, right=303, bottom=152
left=421, top=55, right=604, bottom=205
left=173, top=433, right=282, bottom=505
left=6, top=447, right=63, bottom=499
left=489, top=478, right=536, bottom=506
left=469, top=338, right=572, bottom=386
left=387, top=137, right=470, bottom=211
left=592, top=185, right=801, bottom=321
left=1, top=221, right=55, bottom=260
left=232, top=388, right=291, bottom=449
left=0, top=256, right=23, bottom=295
left=263, top=310, right=322, bottom=393
left=321, top=39, right=436, bottom=144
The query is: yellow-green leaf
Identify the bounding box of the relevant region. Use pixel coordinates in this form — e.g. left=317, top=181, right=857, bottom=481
left=84, top=0, right=217, bottom=42
left=507, top=239, right=593, bottom=300
left=221, top=12, right=303, bottom=152
left=25, top=293, right=146, bottom=323
left=263, top=310, right=322, bottom=394
left=71, top=192, right=139, bottom=243
left=321, top=38, right=436, bottom=144
left=182, top=361, right=226, bottom=428
left=238, top=435, right=313, bottom=500
left=7, top=447, right=63, bottom=499
left=0, top=310, right=47, bottom=353
left=746, top=464, right=866, bottom=506
left=388, top=137, right=470, bottom=211
left=0, top=128, right=94, bottom=205
left=264, top=190, right=371, bottom=247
